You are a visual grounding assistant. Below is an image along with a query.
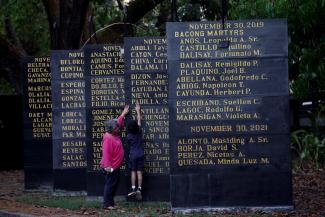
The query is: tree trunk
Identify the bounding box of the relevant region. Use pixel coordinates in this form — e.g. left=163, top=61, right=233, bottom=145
left=126, top=0, right=166, bottom=23
left=0, top=0, right=166, bottom=94
left=0, top=36, right=26, bottom=94
left=82, top=0, right=167, bottom=45
left=41, top=0, right=167, bottom=49
left=4, top=11, right=26, bottom=55
left=42, top=0, right=90, bottom=49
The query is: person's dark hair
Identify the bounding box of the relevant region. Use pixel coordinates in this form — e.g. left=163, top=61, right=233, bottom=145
left=105, top=119, right=118, bottom=133
left=127, top=120, right=140, bottom=134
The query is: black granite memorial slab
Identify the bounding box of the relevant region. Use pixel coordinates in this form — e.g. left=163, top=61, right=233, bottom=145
left=0, top=95, right=23, bottom=170
left=52, top=108, right=87, bottom=138
left=125, top=72, right=168, bottom=105
left=22, top=107, right=52, bottom=141
left=171, top=170, right=292, bottom=208
left=167, top=19, right=288, bottom=61
left=22, top=56, right=53, bottom=189
left=167, top=19, right=292, bottom=210
left=168, top=58, right=288, bottom=99
left=170, top=134, right=291, bottom=174
left=51, top=80, right=86, bottom=110
left=169, top=96, right=290, bottom=137
left=124, top=37, right=170, bottom=201
left=24, top=140, right=53, bottom=184
left=51, top=50, right=87, bottom=191
left=52, top=138, right=87, bottom=168
left=84, top=44, right=127, bottom=196
left=124, top=37, right=167, bottom=73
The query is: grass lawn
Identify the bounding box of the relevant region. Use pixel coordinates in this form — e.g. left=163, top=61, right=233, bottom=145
left=16, top=195, right=172, bottom=216
left=15, top=195, right=284, bottom=217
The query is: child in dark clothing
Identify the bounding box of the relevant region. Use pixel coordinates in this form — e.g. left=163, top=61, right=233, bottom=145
left=126, top=104, right=144, bottom=200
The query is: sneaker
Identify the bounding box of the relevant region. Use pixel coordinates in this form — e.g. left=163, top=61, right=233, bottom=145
left=103, top=206, right=116, bottom=210
left=127, top=188, right=136, bottom=197
left=136, top=188, right=142, bottom=200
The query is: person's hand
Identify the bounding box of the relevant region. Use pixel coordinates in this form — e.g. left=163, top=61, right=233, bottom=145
left=104, top=167, right=113, bottom=173
left=122, top=105, right=129, bottom=116
left=135, top=103, right=141, bottom=126
left=135, top=104, right=140, bottom=112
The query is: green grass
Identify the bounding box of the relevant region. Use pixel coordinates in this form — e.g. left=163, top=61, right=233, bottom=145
left=16, top=195, right=171, bottom=216
left=16, top=196, right=101, bottom=210
left=16, top=195, right=280, bottom=217
left=103, top=201, right=170, bottom=216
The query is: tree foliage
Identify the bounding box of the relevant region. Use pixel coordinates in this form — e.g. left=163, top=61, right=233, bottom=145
left=0, top=0, right=324, bottom=101
left=229, top=0, right=325, bottom=101
left=0, top=0, right=49, bottom=55
left=229, top=0, right=325, bottom=167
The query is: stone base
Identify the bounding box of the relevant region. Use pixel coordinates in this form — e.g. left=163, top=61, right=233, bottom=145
left=52, top=190, right=87, bottom=197
left=172, top=206, right=294, bottom=215
left=86, top=195, right=126, bottom=202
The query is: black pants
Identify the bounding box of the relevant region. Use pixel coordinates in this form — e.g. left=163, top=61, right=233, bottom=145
left=103, top=168, right=120, bottom=207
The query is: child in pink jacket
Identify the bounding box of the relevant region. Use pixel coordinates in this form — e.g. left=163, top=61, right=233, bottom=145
left=100, top=105, right=129, bottom=210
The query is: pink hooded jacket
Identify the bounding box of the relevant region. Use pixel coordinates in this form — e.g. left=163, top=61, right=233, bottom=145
left=100, top=115, right=124, bottom=170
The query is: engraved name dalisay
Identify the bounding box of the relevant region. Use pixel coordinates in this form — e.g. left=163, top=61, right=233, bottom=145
left=168, top=20, right=288, bottom=170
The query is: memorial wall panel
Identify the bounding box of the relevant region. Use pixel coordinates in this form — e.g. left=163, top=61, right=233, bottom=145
left=22, top=57, right=53, bottom=189
left=168, top=58, right=288, bottom=99
left=51, top=51, right=87, bottom=191
left=167, top=19, right=288, bottom=61
left=124, top=37, right=170, bottom=201
left=84, top=45, right=127, bottom=196
left=167, top=19, right=292, bottom=209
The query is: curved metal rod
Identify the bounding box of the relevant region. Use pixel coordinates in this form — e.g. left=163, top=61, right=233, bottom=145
left=80, top=22, right=137, bottom=49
